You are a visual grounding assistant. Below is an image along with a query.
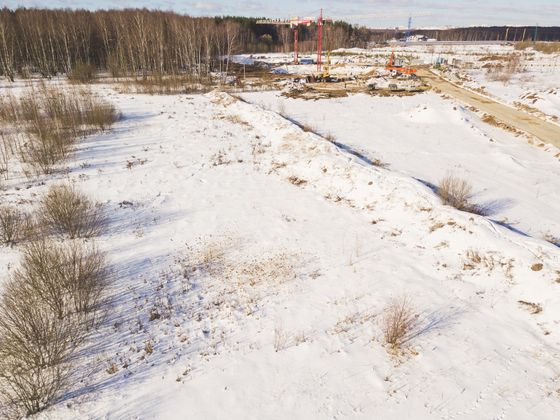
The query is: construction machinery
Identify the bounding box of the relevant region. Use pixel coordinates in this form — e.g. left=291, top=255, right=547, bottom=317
left=257, top=9, right=331, bottom=70
left=385, top=52, right=417, bottom=76
left=319, top=51, right=332, bottom=79
left=256, top=17, right=314, bottom=64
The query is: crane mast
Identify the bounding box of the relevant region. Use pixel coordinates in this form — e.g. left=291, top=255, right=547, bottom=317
left=257, top=9, right=331, bottom=70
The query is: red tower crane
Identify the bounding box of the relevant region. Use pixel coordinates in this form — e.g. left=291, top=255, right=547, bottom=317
left=316, top=9, right=324, bottom=71
left=257, top=10, right=331, bottom=69
left=256, top=17, right=315, bottom=64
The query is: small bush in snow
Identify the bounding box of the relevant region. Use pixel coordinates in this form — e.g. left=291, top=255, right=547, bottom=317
left=0, top=239, right=109, bottom=416
left=437, top=174, right=487, bottom=216
left=0, top=206, right=25, bottom=246
left=382, top=296, right=417, bottom=351
left=0, top=275, right=80, bottom=416
left=0, top=85, right=118, bottom=176
left=14, top=239, right=108, bottom=321
left=68, top=62, right=96, bottom=84
left=40, top=183, right=104, bottom=238
left=82, top=96, right=119, bottom=131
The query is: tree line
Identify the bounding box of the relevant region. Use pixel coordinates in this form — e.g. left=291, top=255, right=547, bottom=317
left=1, top=8, right=558, bottom=82
left=369, top=26, right=560, bottom=43
left=0, top=8, right=365, bottom=81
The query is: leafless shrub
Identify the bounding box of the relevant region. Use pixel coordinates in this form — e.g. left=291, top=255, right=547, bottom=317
left=68, top=62, right=96, bottom=84
left=0, top=206, right=25, bottom=246
left=438, top=175, right=472, bottom=209
left=0, top=86, right=118, bottom=176
left=116, top=74, right=213, bottom=95
left=0, top=131, right=11, bottom=179
left=40, top=183, right=104, bottom=238
left=24, top=118, right=74, bottom=174
left=0, top=206, right=110, bottom=417
left=0, top=93, right=20, bottom=124
left=83, top=98, right=119, bottom=131
left=382, top=296, right=417, bottom=351
left=486, top=54, right=521, bottom=84
left=437, top=174, right=487, bottom=216
left=20, top=213, right=42, bottom=243
left=0, top=277, right=78, bottom=417
left=487, top=66, right=512, bottom=84
left=14, top=240, right=109, bottom=322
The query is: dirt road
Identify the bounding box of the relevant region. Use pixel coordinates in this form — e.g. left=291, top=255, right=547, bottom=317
left=418, top=69, right=560, bottom=148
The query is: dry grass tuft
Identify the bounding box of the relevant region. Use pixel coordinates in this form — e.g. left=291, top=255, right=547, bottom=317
left=40, top=183, right=105, bottom=239
left=274, top=327, right=290, bottom=352
left=382, top=295, right=417, bottom=351
left=68, top=62, right=96, bottom=84
left=0, top=85, right=118, bottom=175
left=324, top=132, right=336, bottom=142
left=287, top=175, right=307, bottom=186
left=518, top=300, right=543, bottom=314
left=437, top=174, right=487, bottom=216
left=515, top=42, right=560, bottom=54
left=438, top=174, right=472, bottom=210
left=485, top=54, right=521, bottom=84
left=543, top=233, right=559, bottom=247
left=116, top=74, right=213, bottom=95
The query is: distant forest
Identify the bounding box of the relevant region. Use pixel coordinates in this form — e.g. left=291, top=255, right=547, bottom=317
left=0, top=8, right=367, bottom=80
left=0, top=8, right=559, bottom=81
left=371, top=26, right=560, bottom=43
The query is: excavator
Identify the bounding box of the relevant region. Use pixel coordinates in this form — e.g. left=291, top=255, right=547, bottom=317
left=385, top=51, right=417, bottom=76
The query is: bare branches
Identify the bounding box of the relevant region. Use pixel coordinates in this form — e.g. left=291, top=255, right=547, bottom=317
left=0, top=85, right=118, bottom=176
left=0, top=206, right=25, bottom=246
left=39, top=183, right=104, bottom=239
left=0, top=238, right=109, bottom=416
left=437, top=174, right=488, bottom=216
left=0, top=9, right=361, bottom=81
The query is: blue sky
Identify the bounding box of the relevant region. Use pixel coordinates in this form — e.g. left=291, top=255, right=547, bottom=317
left=4, top=0, right=559, bottom=28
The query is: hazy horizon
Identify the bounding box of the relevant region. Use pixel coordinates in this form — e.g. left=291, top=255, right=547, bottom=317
left=3, top=0, right=559, bottom=28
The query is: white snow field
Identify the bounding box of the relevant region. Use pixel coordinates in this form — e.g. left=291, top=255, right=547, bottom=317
left=465, top=68, right=560, bottom=122
left=1, top=83, right=560, bottom=419
left=242, top=91, right=560, bottom=241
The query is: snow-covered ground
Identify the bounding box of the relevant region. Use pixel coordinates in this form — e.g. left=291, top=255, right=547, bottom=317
left=242, top=91, right=560, bottom=241
left=464, top=67, right=560, bottom=122
left=1, top=82, right=560, bottom=419
left=236, top=43, right=560, bottom=122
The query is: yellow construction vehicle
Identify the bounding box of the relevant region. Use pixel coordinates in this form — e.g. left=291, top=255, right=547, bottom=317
left=310, top=51, right=331, bottom=82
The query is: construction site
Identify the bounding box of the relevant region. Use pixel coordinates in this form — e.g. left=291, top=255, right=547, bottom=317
left=1, top=4, right=560, bottom=420
left=230, top=10, right=428, bottom=99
